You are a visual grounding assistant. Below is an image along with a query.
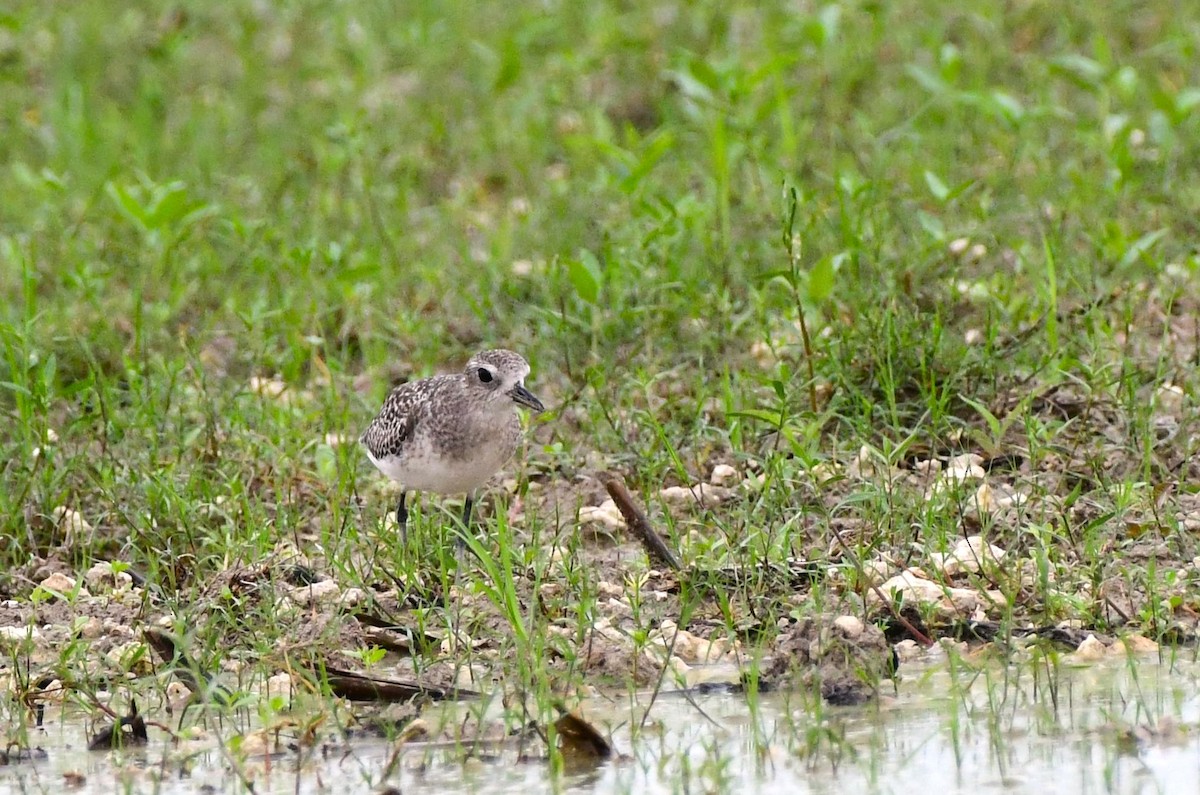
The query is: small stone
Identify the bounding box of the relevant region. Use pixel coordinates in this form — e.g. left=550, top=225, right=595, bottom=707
left=338, top=587, right=366, bottom=607
left=107, top=641, right=153, bottom=674
left=874, top=569, right=982, bottom=617
left=848, top=445, right=883, bottom=479
left=934, top=535, right=1006, bottom=576
left=1071, top=634, right=1108, bottom=661
left=249, top=376, right=289, bottom=399
left=289, top=579, right=340, bottom=606
left=596, top=581, right=623, bottom=599
left=604, top=597, right=633, bottom=617
left=660, top=484, right=718, bottom=506
left=709, top=464, right=740, bottom=487
left=236, top=730, right=273, bottom=757
left=860, top=558, right=893, bottom=585
left=741, top=472, right=768, bottom=491
left=454, top=664, right=489, bottom=690
left=949, top=237, right=971, bottom=255
left=78, top=617, right=104, bottom=639
left=38, top=572, right=77, bottom=596
left=40, top=679, right=67, bottom=703
left=0, top=625, right=40, bottom=647
left=749, top=340, right=777, bottom=368
left=937, top=638, right=969, bottom=657
left=832, top=615, right=864, bottom=639
left=809, top=461, right=841, bottom=484
left=964, top=328, right=984, bottom=346
left=667, top=656, right=692, bottom=676
left=266, top=673, right=293, bottom=701
left=166, top=681, right=193, bottom=711
left=579, top=502, right=626, bottom=529
left=52, top=507, right=92, bottom=537
left=973, top=483, right=997, bottom=513
left=84, top=562, right=133, bottom=594
left=1115, top=634, right=1158, bottom=655
left=656, top=485, right=685, bottom=503
left=893, top=639, right=923, bottom=662
left=944, top=453, right=985, bottom=482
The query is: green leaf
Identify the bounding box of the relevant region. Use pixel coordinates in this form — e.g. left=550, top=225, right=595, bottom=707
left=727, top=408, right=785, bottom=426
left=1173, top=87, right=1200, bottom=115
left=808, top=252, right=844, bottom=302
left=566, top=250, right=601, bottom=304
left=917, top=210, right=945, bottom=241
left=905, top=64, right=950, bottom=95
left=989, top=91, right=1025, bottom=123
left=494, top=38, right=522, bottom=92
left=924, top=170, right=950, bottom=202
left=960, top=395, right=1001, bottom=441
left=1050, top=54, right=1107, bottom=88
left=619, top=132, right=674, bottom=193
left=1119, top=228, right=1169, bottom=268
left=315, top=444, right=337, bottom=481
left=106, top=182, right=150, bottom=227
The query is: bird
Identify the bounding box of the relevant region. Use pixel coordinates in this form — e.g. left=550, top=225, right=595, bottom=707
left=360, top=349, right=545, bottom=543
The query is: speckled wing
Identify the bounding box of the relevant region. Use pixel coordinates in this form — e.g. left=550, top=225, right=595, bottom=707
left=360, top=380, right=430, bottom=460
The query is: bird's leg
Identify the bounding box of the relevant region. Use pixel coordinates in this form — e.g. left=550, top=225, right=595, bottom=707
left=453, top=492, right=482, bottom=566
left=395, top=491, right=408, bottom=541
left=451, top=492, right=475, bottom=554
left=461, top=493, right=474, bottom=533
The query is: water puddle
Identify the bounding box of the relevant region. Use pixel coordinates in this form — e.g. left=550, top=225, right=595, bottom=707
left=4, top=656, right=1199, bottom=794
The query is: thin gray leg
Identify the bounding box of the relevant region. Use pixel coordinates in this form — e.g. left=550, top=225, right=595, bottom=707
left=461, top=493, right=474, bottom=533
left=453, top=492, right=475, bottom=554
left=395, top=491, right=408, bottom=541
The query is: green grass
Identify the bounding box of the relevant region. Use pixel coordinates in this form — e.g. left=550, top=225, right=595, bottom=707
left=2, top=0, right=1200, bottom=781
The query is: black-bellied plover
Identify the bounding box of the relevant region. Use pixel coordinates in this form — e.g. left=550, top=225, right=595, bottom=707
left=360, top=349, right=545, bottom=541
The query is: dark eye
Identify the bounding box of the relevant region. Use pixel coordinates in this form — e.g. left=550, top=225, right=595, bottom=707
left=477, top=368, right=494, bottom=383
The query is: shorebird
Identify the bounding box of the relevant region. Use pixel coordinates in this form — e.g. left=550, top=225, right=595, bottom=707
left=360, top=349, right=544, bottom=541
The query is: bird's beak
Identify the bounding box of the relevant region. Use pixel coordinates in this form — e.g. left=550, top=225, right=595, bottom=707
left=508, top=383, right=545, bottom=412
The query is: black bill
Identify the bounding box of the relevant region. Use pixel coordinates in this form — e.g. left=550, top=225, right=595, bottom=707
left=508, top=383, right=545, bottom=412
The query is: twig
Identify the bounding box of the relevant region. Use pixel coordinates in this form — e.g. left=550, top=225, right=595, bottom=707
left=599, top=474, right=681, bottom=571
left=826, top=523, right=934, bottom=647
left=782, top=186, right=819, bottom=414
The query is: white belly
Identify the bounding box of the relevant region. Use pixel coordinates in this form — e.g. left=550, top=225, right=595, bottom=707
left=366, top=447, right=510, bottom=494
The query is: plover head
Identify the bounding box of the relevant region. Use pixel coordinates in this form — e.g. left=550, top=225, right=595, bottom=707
left=464, top=349, right=545, bottom=413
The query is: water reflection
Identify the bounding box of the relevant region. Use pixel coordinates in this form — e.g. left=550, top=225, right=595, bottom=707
left=3, top=658, right=1199, bottom=794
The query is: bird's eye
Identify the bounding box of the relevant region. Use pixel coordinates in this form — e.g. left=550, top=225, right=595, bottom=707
left=477, top=368, right=494, bottom=383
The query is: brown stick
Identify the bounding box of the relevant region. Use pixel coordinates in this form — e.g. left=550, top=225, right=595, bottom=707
left=825, top=524, right=934, bottom=647
left=600, top=473, right=681, bottom=571
left=309, top=663, right=478, bottom=703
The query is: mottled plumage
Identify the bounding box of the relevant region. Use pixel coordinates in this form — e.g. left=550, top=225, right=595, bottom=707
left=360, top=349, right=544, bottom=538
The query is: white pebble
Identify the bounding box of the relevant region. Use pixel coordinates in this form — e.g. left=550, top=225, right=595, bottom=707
left=52, top=507, right=92, bottom=536
left=266, top=673, right=293, bottom=701
left=38, top=572, right=77, bottom=595
left=288, top=579, right=340, bottom=606
left=832, top=615, right=864, bottom=639
left=0, top=626, right=40, bottom=646
left=709, top=464, right=740, bottom=486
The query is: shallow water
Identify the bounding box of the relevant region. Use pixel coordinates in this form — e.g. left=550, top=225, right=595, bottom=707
left=4, top=656, right=1199, bottom=794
